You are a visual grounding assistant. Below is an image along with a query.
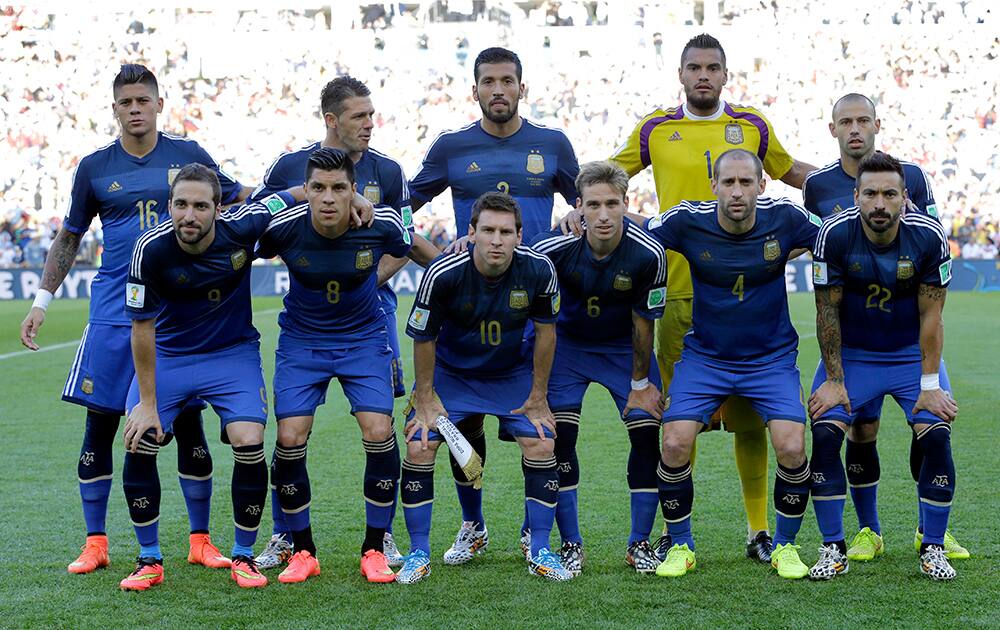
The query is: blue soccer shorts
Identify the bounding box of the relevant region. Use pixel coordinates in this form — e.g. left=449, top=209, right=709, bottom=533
left=63, top=322, right=134, bottom=416
left=378, top=285, right=406, bottom=399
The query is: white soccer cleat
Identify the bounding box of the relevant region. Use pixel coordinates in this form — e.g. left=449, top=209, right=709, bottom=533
left=383, top=532, right=404, bottom=568
left=442, top=521, right=489, bottom=565
left=255, top=533, right=293, bottom=570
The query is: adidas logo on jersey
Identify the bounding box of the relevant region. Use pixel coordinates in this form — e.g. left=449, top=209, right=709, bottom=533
left=668, top=131, right=682, bottom=141
left=466, top=162, right=481, bottom=173
left=700, top=250, right=713, bottom=261
left=107, top=181, right=122, bottom=192
left=294, top=256, right=310, bottom=267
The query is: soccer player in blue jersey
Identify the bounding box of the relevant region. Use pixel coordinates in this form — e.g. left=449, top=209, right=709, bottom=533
left=808, top=151, right=960, bottom=581
left=18, top=64, right=247, bottom=575
left=254, top=148, right=433, bottom=584
left=644, top=149, right=822, bottom=580
left=407, top=46, right=580, bottom=562
left=251, top=77, right=436, bottom=570
left=397, top=192, right=570, bottom=583
left=529, top=161, right=667, bottom=575
left=120, top=164, right=278, bottom=590
left=802, top=94, right=968, bottom=562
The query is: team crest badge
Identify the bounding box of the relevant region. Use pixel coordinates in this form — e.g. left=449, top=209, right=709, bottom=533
left=526, top=153, right=545, bottom=174
left=167, top=168, right=180, bottom=185
left=897, top=260, right=915, bottom=280
left=725, top=124, right=744, bottom=145
left=849, top=261, right=863, bottom=273
left=509, top=290, right=529, bottom=309
left=763, top=239, right=781, bottom=261
left=356, top=249, right=374, bottom=270
left=81, top=378, right=94, bottom=395
left=613, top=273, right=632, bottom=291
left=363, top=184, right=381, bottom=204
left=231, top=250, right=247, bottom=270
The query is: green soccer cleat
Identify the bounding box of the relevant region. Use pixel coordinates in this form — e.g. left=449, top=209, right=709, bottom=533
left=770, top=543, right=809, bottom=579
left=914, top=529, right=970, bottom=560
left=847, top=527, right=884, bottom=561
left=654, top=543, right=696, bottom=577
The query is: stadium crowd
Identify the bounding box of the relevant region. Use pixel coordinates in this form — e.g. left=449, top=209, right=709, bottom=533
left=2, top=1, right=998, bottom=267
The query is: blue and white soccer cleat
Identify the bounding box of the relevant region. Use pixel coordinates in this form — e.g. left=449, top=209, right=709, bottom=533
left=528, top=548, right=574, bottom=581
left=443, top=521, right=489, bottom=565
left=396, top=550, right=431, bottom=585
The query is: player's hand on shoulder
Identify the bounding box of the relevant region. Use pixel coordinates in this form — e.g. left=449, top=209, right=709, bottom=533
left=123, top=400, right=164, bottom=453
left=19, top=307, right=46, bottom=351
left=558, top=209, right=584, bottom=236
left=350, top=193, right=375, bottom=228
left=512, top=395, right=557, bottom=440
left=913, top=388, right=958, bottom=423
left=443, top=235, right=472, bottom=255
left=623, top=384, right=665, bottom=420
left=808, top=379, right=852, bottom=419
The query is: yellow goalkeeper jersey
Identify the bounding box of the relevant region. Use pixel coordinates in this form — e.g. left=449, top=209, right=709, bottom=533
left=610, top=101, right=794, bottom=300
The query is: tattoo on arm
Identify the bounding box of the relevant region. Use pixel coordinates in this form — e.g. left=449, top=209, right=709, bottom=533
left=41, top=229, right=83, bottom=292
left=918, top=284, right=947, bottom=301
left=631, top=317, right=653, bottom=379
left=815, top=286, right=844, bottom=381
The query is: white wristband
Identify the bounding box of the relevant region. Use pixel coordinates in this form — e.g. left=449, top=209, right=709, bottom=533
left=32, top=289, right=54, bottom=312
left=920, top=373, right=940, bottom=391
left=631, top=378, right=649, bottom=391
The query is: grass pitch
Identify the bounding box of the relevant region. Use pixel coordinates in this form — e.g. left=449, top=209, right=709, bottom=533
left=0, top=293, right=997, bottom=629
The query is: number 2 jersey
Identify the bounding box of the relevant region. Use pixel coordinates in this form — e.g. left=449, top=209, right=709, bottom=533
left=812, top=209, right=951, bottom=361
left=64, top=132, right=243, bottom=326
left=405, top=246, right=560, bottom=377
left=645, top=197, right=821, bottom=367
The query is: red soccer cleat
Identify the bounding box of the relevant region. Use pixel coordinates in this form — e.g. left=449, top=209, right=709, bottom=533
left=68, top=534, right=110, bottom=574
left=119, top=557, right=164, bottom=591
left=278, top=550, right=321, bottom=584
left=188, top=533, right=231, bottom=569
left=231, top=555, right=268, bottom=588
left=360, top=549, right=396, bottom=583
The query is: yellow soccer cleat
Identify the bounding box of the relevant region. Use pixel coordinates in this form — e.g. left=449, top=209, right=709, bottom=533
left=655, top=543, right=696, bottom=577
left=847, top=527, right=884, bottom=561
left=771, top=543, right=809, bottom=579
left=914, top=528, right=970, bottom=560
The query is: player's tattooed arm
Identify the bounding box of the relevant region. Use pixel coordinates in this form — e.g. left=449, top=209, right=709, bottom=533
left=623, top=313, right=664, bottom=419
left=40, top=227, right=83, bottom=293
left=915, top=282, right=957, bottom=421
left=809, top=285, right=851, bottom=418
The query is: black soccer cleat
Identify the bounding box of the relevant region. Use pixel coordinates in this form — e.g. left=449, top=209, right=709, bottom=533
left=652, top=534, right=673, bottom=563
left=746, top=531, right=773, bottom=563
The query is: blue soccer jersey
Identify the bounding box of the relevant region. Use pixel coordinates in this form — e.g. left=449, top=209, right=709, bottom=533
left=812, top=209, right=952, bottom=360
left=803, top=159, right=938, bottom=219
left=405, top=246, right=560, bottom=376
left=64, top=132, right=242, bottom=326
left=646, top=197, right=822, bottom=367
left=125, top=197, right=282, bottom=355
left=529, top=218, right=666, bottom=350
left=408, top=120, right=580, bottom=239
left=255, top=206, right=411, bottom=342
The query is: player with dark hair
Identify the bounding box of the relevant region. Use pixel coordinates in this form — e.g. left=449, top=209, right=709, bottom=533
left=643, top=149, right=822, bottom=580
left=809, top=151, right=960, bottom=581
left=397, top=192, right=570, bottom=583
left=19, top=63, right=249, bottom=575
left=530, top=161, right=667, bottom=575
left=120, top=164, right=281, bottom=590
left=406, top=46, right=580, bottom=563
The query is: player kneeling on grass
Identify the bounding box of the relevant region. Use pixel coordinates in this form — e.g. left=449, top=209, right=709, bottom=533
left=254, top=147, right=435, bottom=584
left=643, top=149, right=822, bottom=579
left=398, top=192, right=571, bottom=583
left=808, top=151, right=960, bottom=581
left=530, top=161, right=667, bottom=575
left=120, top=164, right=280, bottom=590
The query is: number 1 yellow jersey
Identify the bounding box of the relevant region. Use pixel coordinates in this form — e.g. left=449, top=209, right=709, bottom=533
left=610, top=101, right=794, bottom=300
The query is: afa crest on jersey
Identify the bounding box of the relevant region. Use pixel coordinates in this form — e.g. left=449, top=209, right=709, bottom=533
left=167, top=168, right=181, bottom=185
left=509, top=290, right=529, bottom=309
left=725, top=124, right=744, bottom=145
left=613, top=273, right=632, bottom=291
left=356, top=249, right=374, bottom=270
left=897, top=259, right=915, bottom=280
left=231, top=250, right=247, bottom=270
left=763, top=239, right=781, bottom=261
left=363, top=184, right=381, bottom=204
left=526, top=152, right=545, bottom=174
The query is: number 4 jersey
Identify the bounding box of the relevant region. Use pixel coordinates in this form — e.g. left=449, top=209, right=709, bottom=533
left=64, top=132, right=243, bottom=325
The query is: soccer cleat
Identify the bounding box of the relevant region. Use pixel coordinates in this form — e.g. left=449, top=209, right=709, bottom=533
left=528, top=548, right=574, bottom=581
left=655, top=543, right=696, bottom=577
left=625, top=540, right=660, bottom=574
left=559, top=541, right=585, bottom=577
left=651, top=533, right=673, bottom=563
left=395, top=550, right=431, bottom=585
left=119, top=557, right=163, bottom=591
left=231, top=555, right=268, bottom=588
left=920, top=545, right=956, bottom=580
left=254, top=533, right=293, bottom=570
left=746, top=531, right=773, bottom=564
left=770, top=543, right=809, bottom=579
left=383, top=532, right=404, bottom=568
left=443, top=521, right=489, bottom=565
left=914, top=529, right=970, bottom=560
left=809, top=543, right=849, bottom=581
left=360, top=549, right=396, bottom=583
left=188, top=533, right=231, bottom=569
left=519, top=529, right=531, bottom=559
left=68, top=535, right=110, bottom=574
left=279, top=550, right=321, bottom=584
left=847, top=527, right=884, bottom=561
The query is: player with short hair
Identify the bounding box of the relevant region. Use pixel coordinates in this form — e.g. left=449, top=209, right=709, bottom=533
left=802, top=94, right=967, bottom=562
left=397, top=192, right=569, bottom=583
left=254, top=147, right=428, bottom=584
left=18, top=64, right=248, bottom=575
left=251, top=74, right=435, bottom=570
left=407, top=46, right=580, bottom=563
left=808, top=151, right=960, bottom=581
left=120, top=163, right=277, bottom=590
left=644, top=149, right=822, bottom=580
left=529, top=161, right=667, bottom=574
left=604, top=34, right=817, bottom=562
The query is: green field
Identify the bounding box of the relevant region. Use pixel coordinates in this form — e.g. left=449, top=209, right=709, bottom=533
left=0, top=293, right=997, bottom=629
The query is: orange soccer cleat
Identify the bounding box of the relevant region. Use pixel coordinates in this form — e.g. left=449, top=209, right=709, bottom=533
left=278, top=550, right=321, bottom=584
left=360, top=549, right=396, bottom=583
left=231, top=555, right=268, bottom=588
left=68, top=534, right=110, bottom=574
left=188, top=533, right=231, bottom=569
left=119, top=557, right=164, bottom=591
